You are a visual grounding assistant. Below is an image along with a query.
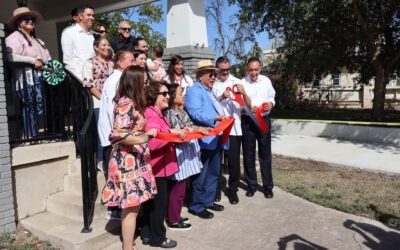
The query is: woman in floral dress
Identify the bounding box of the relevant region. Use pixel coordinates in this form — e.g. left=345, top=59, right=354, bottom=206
left=101, top=65, right=157, bottom=250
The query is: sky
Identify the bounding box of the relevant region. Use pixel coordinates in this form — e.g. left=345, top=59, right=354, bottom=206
left=150, top=0, right=270, bottom=57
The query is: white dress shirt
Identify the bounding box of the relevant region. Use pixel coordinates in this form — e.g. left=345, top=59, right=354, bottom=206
left=213, top=74, right=243, bottom=136
left=241, top=74, right=276, bottom=116
left=61, top=24, right=95, bottom=80
left=98, top=70, right=122, bottom=147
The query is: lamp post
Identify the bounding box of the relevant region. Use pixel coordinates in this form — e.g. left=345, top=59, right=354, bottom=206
left=17, top=0, right=28, bottom=7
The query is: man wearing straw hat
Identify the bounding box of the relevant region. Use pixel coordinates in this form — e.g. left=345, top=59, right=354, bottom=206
left=184, top=59, right=226, bottom=219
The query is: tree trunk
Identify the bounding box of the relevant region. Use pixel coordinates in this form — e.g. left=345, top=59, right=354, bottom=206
left=371, top=64, right=386, bottom=121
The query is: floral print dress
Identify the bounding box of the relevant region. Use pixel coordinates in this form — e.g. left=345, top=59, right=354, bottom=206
left=101, top=96, right=157, bottom=208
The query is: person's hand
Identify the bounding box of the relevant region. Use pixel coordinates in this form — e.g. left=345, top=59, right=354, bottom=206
left=146, top=129, right=157, bottom=138
left=221, top=89, right=230, bottom=100
left=170, top=129, right=186, bottom=140
left=34, top=59, right=44, bottom=69
left=184, top=127, right=194, bottom=133
left=198, top=127, right=211, bottom=135
left=235, top=84, right=246, bottom=95
left=251, top=106, right=258, bottom=113
left=264, top=102, right=273, bottom=111
left=214, top=115, right=225, bottom=121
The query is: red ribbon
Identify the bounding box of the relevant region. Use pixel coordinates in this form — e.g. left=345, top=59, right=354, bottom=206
left=227, top=84, right=245, bottom=106
left=256, top=103, right=269, bottom=132
left=226, top=85, right=269, bottom=132
left=156, top=117, right=235, bottom=143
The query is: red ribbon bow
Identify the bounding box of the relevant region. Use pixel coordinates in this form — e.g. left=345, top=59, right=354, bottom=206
left=156, top=117, right=235, bottom=143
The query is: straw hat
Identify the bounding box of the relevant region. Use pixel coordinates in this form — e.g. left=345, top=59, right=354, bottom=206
left=193, top=59, right=218, bottom=73
left=8, top=7, right=43, bottom=29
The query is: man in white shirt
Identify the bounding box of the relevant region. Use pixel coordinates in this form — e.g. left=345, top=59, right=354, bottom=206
left=241, top=57, right=276, bottom=199
left=213, top=57, right=251, bottom=205
left=98, top=50, right=135, bottom=220
left=61, top=4, right=95, bottom=80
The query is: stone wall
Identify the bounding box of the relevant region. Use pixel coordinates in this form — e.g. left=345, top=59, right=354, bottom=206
left=0, top=23, right=16, bottom=233
left=163, top=45, right=216, bottom=80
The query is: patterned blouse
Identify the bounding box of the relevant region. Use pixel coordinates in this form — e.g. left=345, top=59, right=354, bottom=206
left=166, top=108, right=202, bottom=181
left=82, top=56, right=114, bottom=92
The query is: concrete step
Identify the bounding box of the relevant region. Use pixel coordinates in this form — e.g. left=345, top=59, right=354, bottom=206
left=20, top=211, right=121, bottom=250
left=69, top=158, right=82, bottom=176
left=46, top=191, right=107, bottom=221
left=64, top=172, right=106, bottom=195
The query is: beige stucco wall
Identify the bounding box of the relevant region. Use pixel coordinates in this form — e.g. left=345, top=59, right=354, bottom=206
left=11, top=141, right=76, bottom=220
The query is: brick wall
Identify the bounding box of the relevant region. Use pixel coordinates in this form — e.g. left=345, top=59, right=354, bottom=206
left=0, top=23, right=16, bottom=233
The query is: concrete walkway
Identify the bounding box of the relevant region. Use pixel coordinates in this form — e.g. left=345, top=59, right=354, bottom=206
left=104, top=135, right=400, bottom=250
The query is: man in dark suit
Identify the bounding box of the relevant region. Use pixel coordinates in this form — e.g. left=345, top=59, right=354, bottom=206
left=184, top=60, right=226, bottom=219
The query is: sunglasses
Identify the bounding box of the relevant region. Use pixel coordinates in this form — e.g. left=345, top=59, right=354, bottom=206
left=97, top=30, right=106, bottom=34
left=120, top=28, right=131, bottom=32
left=158, top=91, right=169, bottom=97
left=22, top=17, right=36, bottom=23
left=208, top=72, right=217, bottom=78
left=218, top=68, right=230, bottom=73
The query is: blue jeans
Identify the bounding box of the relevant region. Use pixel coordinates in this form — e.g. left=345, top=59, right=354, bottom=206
left=17, top=71, right=43, bottom=137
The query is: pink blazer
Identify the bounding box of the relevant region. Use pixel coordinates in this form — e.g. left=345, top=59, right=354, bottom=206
left=144, top=106, right=179, bottom=178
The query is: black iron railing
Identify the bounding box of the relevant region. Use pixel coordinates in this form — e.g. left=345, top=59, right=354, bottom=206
left=5, top=62, right=72, bottom=145
left=64, top=71, right=98, bottom=233
left=5, top=62, right=98, bottom=232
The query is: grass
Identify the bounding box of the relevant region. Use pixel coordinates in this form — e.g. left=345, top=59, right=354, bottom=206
left=272, top=156, right=400, bottom=227
left=0, top=224, right=58, bottom=250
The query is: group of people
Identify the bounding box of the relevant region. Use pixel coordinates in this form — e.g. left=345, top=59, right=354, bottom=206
left=5, top=4, right=276, bottom=250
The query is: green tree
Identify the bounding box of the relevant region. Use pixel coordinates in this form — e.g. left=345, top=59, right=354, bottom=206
left=230, top=0, right=400, bottom=121
left=96, top=3, right=165, bottom=50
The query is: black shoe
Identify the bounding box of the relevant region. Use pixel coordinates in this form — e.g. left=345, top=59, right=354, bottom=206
left=214, top=192, right=221, bottom=202
left=207, top=203, right=224, bottom=211
left=188, top=209, right=214, bottom=219
left=167, top=221, right=192, bottom=231
left=264, top=190, right=274, bottom=199
left=141, top=237, right=150, bottom=245
left=245, top=190, right=255, bottom=197
left=180, top=217, right=190, bottom=223
left=228, top=192, right=239, bottom=205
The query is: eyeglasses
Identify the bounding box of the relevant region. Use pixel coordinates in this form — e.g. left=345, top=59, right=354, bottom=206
left=208, top=72, right=217, bottom=78
left=218, top=68, right=230, bottom=73
left=97, top=30, right=106, bottom=34
left=120, top=28, right=131, bottom=32
left=22, top=17, right=36, bottom=23
left=158, top=91, right=169, bottom=97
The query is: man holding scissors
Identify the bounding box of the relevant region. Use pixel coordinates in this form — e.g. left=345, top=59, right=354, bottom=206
left=241, top=57, right=276, bottom=199
left=213, top=57, right=251, bottom=205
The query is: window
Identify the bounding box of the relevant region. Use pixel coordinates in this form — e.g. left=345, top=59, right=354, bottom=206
left=332, top=73, right=340, bottom=86
left=312, top=77, right=320, bottom=88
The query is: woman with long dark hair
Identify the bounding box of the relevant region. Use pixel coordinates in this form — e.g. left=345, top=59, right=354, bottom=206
left=164, top=55, right=193, bottom=94
left=101, top=65, right=157, bottom=250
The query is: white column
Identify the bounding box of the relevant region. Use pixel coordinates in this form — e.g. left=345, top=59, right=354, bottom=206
left=166, top=0, right=208, bottom=48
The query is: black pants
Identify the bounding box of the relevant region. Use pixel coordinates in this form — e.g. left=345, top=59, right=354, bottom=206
left=225, top=135, right=242, bottom=193
left=241, top=115, right=273, bottom=192
left=141, top=177, right=168, bottom=245
left=102, top=145, right=112, bottom=180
